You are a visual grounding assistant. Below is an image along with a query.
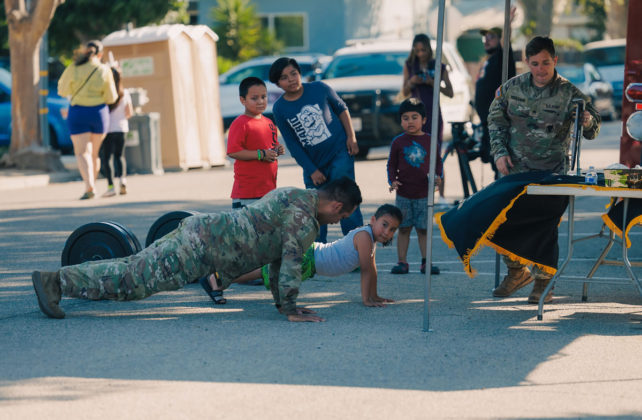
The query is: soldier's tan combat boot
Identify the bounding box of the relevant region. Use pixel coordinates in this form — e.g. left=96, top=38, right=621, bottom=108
left=32, top=270, right=65, bottom=319
left=528, top=278, right=554, bottom=304
left=493, top=267, right=533, bottom=297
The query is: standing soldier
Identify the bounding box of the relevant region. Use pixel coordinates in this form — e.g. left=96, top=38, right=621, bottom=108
left=31, top=178, right=362, bottom=322
left=488, top=36, right=601, bottom=304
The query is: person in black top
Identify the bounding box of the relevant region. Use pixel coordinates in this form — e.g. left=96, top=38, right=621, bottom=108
left=474, top=27, right=516, bottom=173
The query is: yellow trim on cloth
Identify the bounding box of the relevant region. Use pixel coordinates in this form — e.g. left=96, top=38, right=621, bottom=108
left=539, top=184, right=642, bottom=249
left=434, top=185, right=560, bottom=278
left=601, top=208, right=642, bottom=248
left=483, top=240, right=557, bottom=276
left=435, top=212, right=454, bottom=249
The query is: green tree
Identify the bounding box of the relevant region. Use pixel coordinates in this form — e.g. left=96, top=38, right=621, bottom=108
left=1, top=0, right=187, bottom=169
left=0, top=4, right=7, bottom=54
left=518, top=0, right=554, bottom=37
left=0, top=1, right=188, bottom=59
left=3, top=0, right=65, bottom=166
left=574, top=0, right=607, bottom=41
left=48, top=0, right=187, bottom=58
left=606, top=0, right=628, bottom=39
left=211, top=0, right=281, bottom=66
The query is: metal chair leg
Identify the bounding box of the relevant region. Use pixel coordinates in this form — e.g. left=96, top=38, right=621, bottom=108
left=583, top=229, right=616, bottom=302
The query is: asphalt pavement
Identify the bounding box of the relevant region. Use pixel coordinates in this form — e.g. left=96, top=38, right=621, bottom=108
left=1, top=121, right=641, bottom=419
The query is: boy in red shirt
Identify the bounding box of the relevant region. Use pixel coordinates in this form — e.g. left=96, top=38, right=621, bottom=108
left=387, top=98, right=443, bottom=275
left=227, top=77, right=285, bottom=209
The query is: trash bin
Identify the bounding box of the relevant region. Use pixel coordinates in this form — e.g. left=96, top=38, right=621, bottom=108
left=125, top=112, right=164, bottom=175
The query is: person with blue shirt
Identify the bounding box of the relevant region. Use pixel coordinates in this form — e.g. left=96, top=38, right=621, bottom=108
left=269, top=57, right=364, bottom=243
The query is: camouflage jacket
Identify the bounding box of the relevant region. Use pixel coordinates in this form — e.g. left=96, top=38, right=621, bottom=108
left=488, top=71, right=601, bottom=173
left=207, top=187, right=319, bottom=315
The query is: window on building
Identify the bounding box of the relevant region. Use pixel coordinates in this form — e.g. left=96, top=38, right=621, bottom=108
left=187, top=0, right=199, bottom=25
left=260, top=13, right=307, bottom=51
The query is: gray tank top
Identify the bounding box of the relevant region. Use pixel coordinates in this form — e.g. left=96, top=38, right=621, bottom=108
left=314, top=225, right=374, bottom=276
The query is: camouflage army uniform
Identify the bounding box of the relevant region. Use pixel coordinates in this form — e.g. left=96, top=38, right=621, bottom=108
left=488, top=71, right=601, bottom=278
left=59, top=187, right=319, bottom=315
left=488, top=71, right=601, bottom=174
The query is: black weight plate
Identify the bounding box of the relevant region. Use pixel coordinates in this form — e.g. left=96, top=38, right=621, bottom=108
left=145, top=210, right=200, bottom=247
left=111, top=221, right=142, bottom=255
left=61, top=221, right=142, bottom=266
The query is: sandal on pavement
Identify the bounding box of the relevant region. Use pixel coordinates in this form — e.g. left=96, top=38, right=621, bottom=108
left=391, top=261, right=409, bottom=274
left=420, top=262, right=440, bottom=275
left=199, top=276, right=226, bottom=305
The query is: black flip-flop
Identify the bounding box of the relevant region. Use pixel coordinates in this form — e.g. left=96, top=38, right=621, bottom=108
left=199, top=276, right=227, bottom=305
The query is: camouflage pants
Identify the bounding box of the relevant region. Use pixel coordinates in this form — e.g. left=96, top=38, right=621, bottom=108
left=59, top=216, right=215, bottom=301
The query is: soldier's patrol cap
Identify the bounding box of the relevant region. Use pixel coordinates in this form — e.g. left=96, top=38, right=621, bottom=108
left=480, top=27, right=502, bottom=38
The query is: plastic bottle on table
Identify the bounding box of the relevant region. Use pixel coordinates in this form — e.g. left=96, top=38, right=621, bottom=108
left=585, top=166, right=598, bottom=185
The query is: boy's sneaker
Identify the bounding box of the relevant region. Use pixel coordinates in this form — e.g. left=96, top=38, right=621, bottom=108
left=102, top=186, right=116, bottom=197
left=119, top=184, right=127, bottom=195
left=420, top=262, right=440, bottom=275
left=79, top=191, right=95, bottom=200
left=391, top=262, right=409, bottom=274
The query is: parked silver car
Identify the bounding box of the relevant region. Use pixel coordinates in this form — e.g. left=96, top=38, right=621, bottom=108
left=218, top=54, right=327, bottom=129
left=556, top=62, right=617, bottom=120
left=583, top=38, right=625, bottom=117
left=320, top=39, right=472, bottom=157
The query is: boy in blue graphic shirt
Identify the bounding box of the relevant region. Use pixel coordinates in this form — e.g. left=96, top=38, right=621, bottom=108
left=387, top=98, right=443, bottom=275
left=270, top=57, right=363, bottom=243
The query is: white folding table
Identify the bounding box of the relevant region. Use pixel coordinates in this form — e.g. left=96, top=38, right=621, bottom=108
left=526, top=184, right=642, bottom=320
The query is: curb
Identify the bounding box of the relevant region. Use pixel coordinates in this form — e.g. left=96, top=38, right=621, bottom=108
left=0, top=170, right=79, bottom=191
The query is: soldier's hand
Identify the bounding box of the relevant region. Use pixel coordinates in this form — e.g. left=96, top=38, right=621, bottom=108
left=287, top=314, right=325, bottom=322
left=581, top=110, right=593, bottom=128
left=496, top=155, right=513, bottom=176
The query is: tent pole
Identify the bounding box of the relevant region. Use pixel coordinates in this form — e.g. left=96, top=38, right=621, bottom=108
left=424, top=0, right=446, bottom=332
left=501, top=0, right=511, bottom=83
left=496, top=0, right=513, bottom=288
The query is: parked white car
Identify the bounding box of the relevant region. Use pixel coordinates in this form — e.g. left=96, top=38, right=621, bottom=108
left=218, top=54, right=327, bottom=129
left=320, top=39, right=473, bottom=157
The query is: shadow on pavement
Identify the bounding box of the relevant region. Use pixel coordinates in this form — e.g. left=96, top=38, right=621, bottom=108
left=0, top=197, right=641, bottom=403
